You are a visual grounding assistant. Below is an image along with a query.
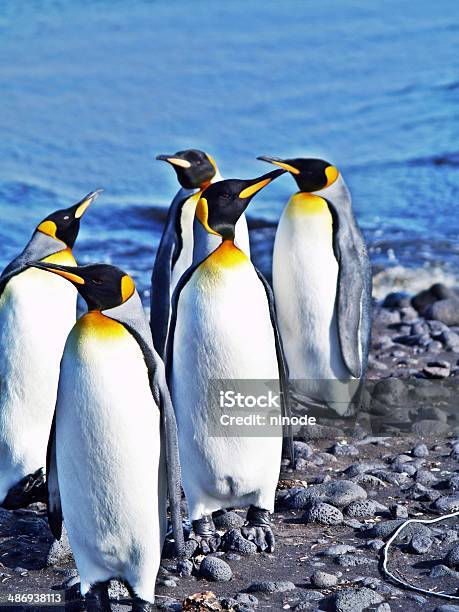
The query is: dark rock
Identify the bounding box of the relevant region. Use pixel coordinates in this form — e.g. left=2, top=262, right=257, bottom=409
left=445, top=543, right=459, bottom=568
left=213, top=510, right=244, bottom=530
left=199, top=556, right=232, bottom=582
left=335, top=554, right=376, bottom=567
left=413, top=420, right=450, bottom=436
left=294, top=441, right=313, bottom=459
left=439, top=330, right=459, bottom=350
left=364, top=520, right=432, bottom=541
left=423, top=361, right=451, bottom=379
left=320, top=544, right=356, bottom=556
left=232, top=593, right=258, bottom=609
left=300, top=423, right=344, bottom=440
left=415, top=469, right=438, bottom=486
left=412, top=442, right=429, bottom=457
left=426, top=298, right=459, bottom=326
left=372, top=378, right=407, bottom=406
left=330, top=442, right=359, bottom=457
left=245, top=580, right=295, bottom=593
left=410, top=534, right=433, bottom=554
left=390, top=503, right=409, bottom=519
left=412, top=284, right=455, bottom=314
left=345, top=500, right=377, bottom=519
left=303, top=502, right=343, bottom=526
left=394, top=333, right=431, bottom=347
left=434, top=607, right=459, bottom=612
left=433, top=494, right=459, bottom=513
left=310, top=570, right=338, bottom=588
left=430, top=564, right=459, bottom=578
left=183, top=539, right=199, bottom=558
left=176, top=559, right=193, bottom=576
left=332, top=586, right=384, bottom=612
left=220, top=529, right=257, bottom=556
left=383, top=292, right=411, bottom=309
left=284, top=480, right=367, bottom=510
left=366, top=539, right=385, bottom=551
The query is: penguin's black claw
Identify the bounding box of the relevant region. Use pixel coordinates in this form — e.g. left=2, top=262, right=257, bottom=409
left=241, top=525, right=275, bottom=553
left=85, top=581, right=111, bottom=612
left=191, top=516, right=221, bottom=554
left=1, top=468, right=46, bottom=509
left=242, top=506, right=275, bottom=553
left=189, top=533, right=221, bottom=555
left=131, top=598, right=153, bottom=612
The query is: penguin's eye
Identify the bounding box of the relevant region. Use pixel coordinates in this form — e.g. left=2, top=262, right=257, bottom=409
left=195, top=159, right=202, bottom=165
left=91, top=278, right=104, bottom=285
left=63, top=215, right=70, bottom=220
left=220, top=193, right=231, bottom=200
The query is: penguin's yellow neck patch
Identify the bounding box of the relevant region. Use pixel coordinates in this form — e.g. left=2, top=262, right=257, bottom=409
left=75, top=311, right=129, bottom=340
left=41, top=247, right=77, bottom=266
left=287, top=192, right=332, bottom=222
left=200, top=240, right=249, bottom=272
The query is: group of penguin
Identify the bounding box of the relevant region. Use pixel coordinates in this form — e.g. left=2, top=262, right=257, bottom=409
left=0, top=149, right=371, bottom=611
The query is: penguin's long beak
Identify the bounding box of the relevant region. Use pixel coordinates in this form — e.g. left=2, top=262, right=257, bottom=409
left=156, top=154, right=191, bottom=169
left=238, top=168, right=286, bottom=200
left=257, top=156, right=300, bottom=175
left=27, top=261, right=86, bottom=286
left=71, top=188, right=104, bottom=219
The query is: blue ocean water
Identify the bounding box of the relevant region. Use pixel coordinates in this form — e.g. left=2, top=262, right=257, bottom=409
left=0, top=0, right=458, bottom=299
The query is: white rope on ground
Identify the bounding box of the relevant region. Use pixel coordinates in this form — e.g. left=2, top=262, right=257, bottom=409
left=381, top=510, right=459, bottom=600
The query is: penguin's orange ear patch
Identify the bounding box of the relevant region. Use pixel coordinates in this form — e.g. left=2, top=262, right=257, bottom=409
left=325, top=166, right=339, bottom=187
left=37, top=220, right=59, bottom=239
left=196, top=198, right=220, bottom=236
left=121, top=275, right=135, bottom=302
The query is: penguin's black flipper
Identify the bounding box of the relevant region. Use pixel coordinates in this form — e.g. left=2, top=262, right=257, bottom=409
left=150, top=188, right=193, bottom=358
left=255, top=268, right=295, bottom=465
left=103, top=294, right=185, bottom=556
left=0, top=232, right=63, bottom=298
left=325, top=181, right=373, bottom=380
left=46, top=412, right=63, bottom=540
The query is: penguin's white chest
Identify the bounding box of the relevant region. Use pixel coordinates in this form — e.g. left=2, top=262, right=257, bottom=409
left=171, top=193, right=200, bottom=292
left=0, top=266, right=76, bottom=502
left=273, top=194, right=353, bottom=411
left=172, top=242, right=281, bottom=518
left=56, top=312, right=164, bottom=601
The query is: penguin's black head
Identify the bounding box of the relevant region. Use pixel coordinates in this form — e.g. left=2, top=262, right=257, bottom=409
left=156, top=149, right=217, bottom=190
left=196, top=169, right=285, bottom=240
left=26, top=262, right=135, bottom=311
left=36, top=189, right=102, bottom=248
left=257, top=156, right=339, bottom=192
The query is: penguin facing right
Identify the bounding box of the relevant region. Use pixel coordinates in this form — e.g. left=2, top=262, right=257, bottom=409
left=27, top=260, right=184, bottom=612
left=167, top=169, right=292, bottom=555
left=0, top=190, right=101, bottom=508
left=258, top=156, right=372, bottom=416
left=151, top=149, right=250, bottom=358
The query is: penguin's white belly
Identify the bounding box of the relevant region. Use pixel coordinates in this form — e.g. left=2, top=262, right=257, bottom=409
left=273, top=200, right=353, bottom=413
left=0, top=268, right=76, bottom=503
left=171, top=195, right=198, bottom=293
left=172, top=244, right=281, bottom=519
left=56, top=314, right=165, bottom=601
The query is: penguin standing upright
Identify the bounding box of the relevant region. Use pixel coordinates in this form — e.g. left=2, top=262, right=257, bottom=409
left=151, top=149, right=250, bottom=357
left=167, top=169, right=291, bottom=554
left=258, top=156, right=372, bottom=416
left=27, top=261, right=184, bottom=612
left=0, top=190, right=100, bottom=507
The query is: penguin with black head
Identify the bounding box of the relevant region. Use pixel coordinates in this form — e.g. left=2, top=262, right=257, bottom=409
left=167, top=168, right=293, bottom=555
left=0, top=190, right=101, bottom=508
left=26, top=260, right=184, bottom=612
left=151, top=150, right=250, bottom=358
left=258, top=156, right=372, bottom=416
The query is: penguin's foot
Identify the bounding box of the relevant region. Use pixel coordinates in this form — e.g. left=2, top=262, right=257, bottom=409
left=131, top=597, right=152, bottom=612
left=190, top=516, right=221, bottom=554
left=1, top=468, right=46, bottom=509
left=241, top=506, right=275, bottom=553
left=85, top=581, right=111, bottom=612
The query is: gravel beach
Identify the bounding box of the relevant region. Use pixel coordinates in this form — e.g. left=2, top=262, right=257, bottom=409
left=1, top=283, right=459, bottom=611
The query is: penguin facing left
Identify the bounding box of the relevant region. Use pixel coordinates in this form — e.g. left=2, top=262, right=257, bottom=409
left=167, top=169, right=292, bottom=555
left=27, top=261, right=184, bottom=612
left=151, top=149, right=250, bottom=358
left=0, top=190, right=101, bottom=508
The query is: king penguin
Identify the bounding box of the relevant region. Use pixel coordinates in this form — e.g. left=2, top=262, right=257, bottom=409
left=258, top=156, right=372, bottom=416
left=27, top=261, right=184, bottom=612
left=0, top=190, right=101, bottom=508
left=151, top=149, right=250, bottom=358
left=166, top=169, right=292, bottom=554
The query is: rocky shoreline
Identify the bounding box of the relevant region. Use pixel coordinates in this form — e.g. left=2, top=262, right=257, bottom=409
left=1, top=283, right=459, bottom=612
